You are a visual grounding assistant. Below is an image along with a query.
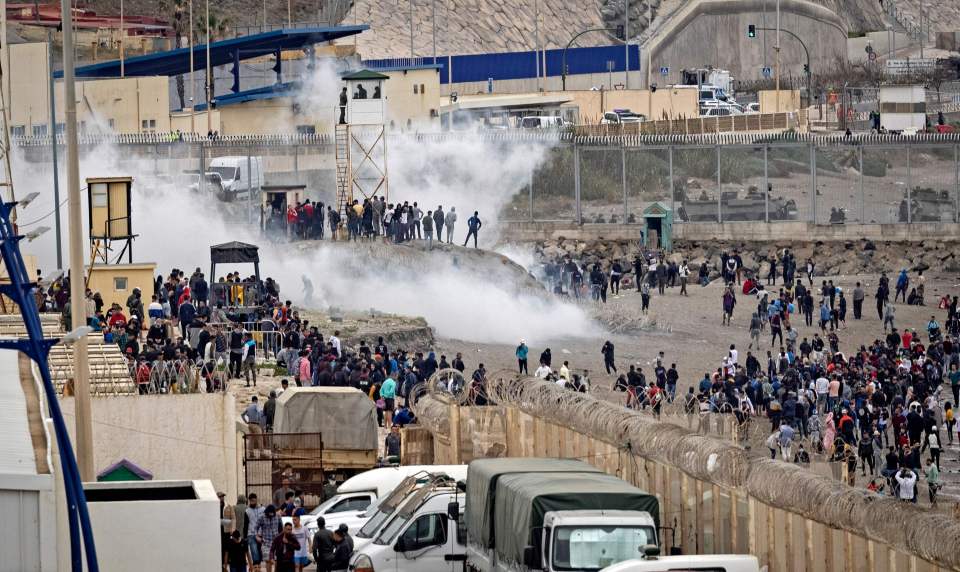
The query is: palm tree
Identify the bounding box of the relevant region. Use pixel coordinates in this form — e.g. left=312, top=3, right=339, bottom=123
left=194, top=11, right=230, bottom=96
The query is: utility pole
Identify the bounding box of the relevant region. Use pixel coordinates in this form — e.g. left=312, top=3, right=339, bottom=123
left=432, top=0, right=437, bottom=65
left=62, top=0, right=95, bottom=483
left=47, top=30, right=62, bottom=270
left=206, top=0, right=212, bottom=134
left=288, top=0, right=292, bottom=26
left=409, top=0, right=415, bottom=58
left=534, top=0, right=540, bottom=91
left=1, top=0, right=9, bottom=116
left=774, top=0, right=781, bottom=113
left=120, top=0, right=125, bottom=77
left=624, top=0, right=630, bottom=89
left=190, top=0, right=195, bottom=136
left=919, top=0, right=924, bottom=59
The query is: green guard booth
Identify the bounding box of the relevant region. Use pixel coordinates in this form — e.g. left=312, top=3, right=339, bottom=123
left=642, top=201, right=673, bottom=252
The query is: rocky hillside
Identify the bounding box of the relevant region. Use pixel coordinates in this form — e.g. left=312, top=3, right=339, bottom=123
left=85, top=0, right=894, bottom=56
left=531, top=237, right=960, bottom=279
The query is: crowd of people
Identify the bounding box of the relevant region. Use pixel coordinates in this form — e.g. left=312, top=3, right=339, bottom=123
left=222, top=491, right=354, bottom=572
left=540, top=246, right=958, bottom=504
left=266, top=195, right=484, bottom=248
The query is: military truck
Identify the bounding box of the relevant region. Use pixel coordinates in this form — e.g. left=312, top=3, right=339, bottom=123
left=462, top=458, right=660, bottom=572
left=678, top=186, right=798, bottom=222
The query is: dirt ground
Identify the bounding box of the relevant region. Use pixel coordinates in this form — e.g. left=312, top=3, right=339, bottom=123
left=436, top=271, right=959, bottom=394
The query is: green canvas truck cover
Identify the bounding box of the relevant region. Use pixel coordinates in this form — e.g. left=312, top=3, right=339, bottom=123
left=494, top=472, right=660, bottom=568
left=466, top=458, right=602, bottom=549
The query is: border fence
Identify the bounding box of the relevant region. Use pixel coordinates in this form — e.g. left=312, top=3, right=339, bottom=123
left=406, top=372, right=960, bottom=572
left=14, top=130, right=960, bottom=229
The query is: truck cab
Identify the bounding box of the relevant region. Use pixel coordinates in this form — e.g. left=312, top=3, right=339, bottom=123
left=203, top=156, right=264, bottom=201
left=350, top=487, right=466, bottom=572
left=532, top=510, right=658, bottom=572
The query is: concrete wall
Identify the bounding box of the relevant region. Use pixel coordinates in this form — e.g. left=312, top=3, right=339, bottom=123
left=382, top=68, right=442, bottom=132
left=85, top=480, right=221, bottom=572
left=549, top=87, right=700, bottom=123
left=501, top=220, right=960, bottom=243
left=643, top=0, right=847, bottom=88
left=8, top=42, right=172, bottom=135
left=59, top=394, right=238, bottom=500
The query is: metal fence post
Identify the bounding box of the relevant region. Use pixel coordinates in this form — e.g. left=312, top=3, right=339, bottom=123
left=294, top=145, right=299, bottom=173
left=955, top=144, right=959, bottom=223
left=621, top=146, right=628, bottom=222
left=199, top=143, right=206, bottom=195
left=574, top=144, right=582, bottom=224
left=528, top=167, right=534, bottom=221
left=810, top=144, right=817, bottom=223
left=763, top=145, right=769, bottom=223
left=668, top=146, right=675, bottom=219
left=906, top=145, right=912, bottom=224
left=247, top=151, right=253, bottom=225
left=716, top=146, right=722, bottom=223
left=857, top=144, right=867, bottom=224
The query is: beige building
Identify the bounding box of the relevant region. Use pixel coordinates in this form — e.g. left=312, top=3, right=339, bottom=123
left=7, top=42, right=172, bottom=136
left=216, top=64, right=441, bottom=135
left=86, top=263, right=157, bottom=311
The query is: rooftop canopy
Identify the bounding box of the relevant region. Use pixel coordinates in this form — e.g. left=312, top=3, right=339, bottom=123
left=210, top=241, right=260, bottom=265
left=55, top=25, right=368, bottom=79
left=342, top=69, right=390, bottom=81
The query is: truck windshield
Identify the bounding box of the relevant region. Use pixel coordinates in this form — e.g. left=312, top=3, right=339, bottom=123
left=209, top=166, right=238, bottom=181
left=552, top=526, right=657, bottom=571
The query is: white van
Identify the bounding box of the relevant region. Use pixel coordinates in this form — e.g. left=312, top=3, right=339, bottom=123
left=204, top=156, right=264, bottom=200
left=601, top=554, right=761, bottom=572
left=298, top=466, right=466, bottom=536
left=519, top=116, right=568, bottom=129
left=349, top=486, right=465, bottom=572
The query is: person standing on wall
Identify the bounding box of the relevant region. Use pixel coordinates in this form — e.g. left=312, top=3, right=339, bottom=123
left=445, top=207, right=457, bottom=244
left=464, top=211, right=481, bottom=248
left=338, top=87, right=348, bottom=124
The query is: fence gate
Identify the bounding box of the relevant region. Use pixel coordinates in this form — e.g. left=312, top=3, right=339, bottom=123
left=242, top=432, right=325, bottom=508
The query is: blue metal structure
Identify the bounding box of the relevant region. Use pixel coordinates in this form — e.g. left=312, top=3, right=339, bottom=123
left=54, top=25, right=368, bottom=96
left=364, top=44, right=641, bottom=85
left=0, top=201, right=98, bottom=571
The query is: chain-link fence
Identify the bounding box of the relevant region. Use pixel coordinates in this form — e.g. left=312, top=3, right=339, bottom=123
left=534, top=133, right=960, bottom=226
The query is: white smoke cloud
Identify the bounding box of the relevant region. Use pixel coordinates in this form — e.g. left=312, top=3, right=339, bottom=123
left=12, top=60, right=595, bottom=345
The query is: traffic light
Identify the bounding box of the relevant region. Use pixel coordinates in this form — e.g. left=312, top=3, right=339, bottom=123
left=616, top=24, right=625, bottom=40
left=747, top=24, right=756, bottom=38
left=803, top=64, right=810, bottom=74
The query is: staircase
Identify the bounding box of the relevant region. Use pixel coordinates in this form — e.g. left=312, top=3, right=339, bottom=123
left=335, top=124, right=351, bottom=219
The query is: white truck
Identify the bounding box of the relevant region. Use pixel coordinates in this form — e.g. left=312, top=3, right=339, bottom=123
left=601, top=554, right=761, bottom=572
left=348, top=458, right=661, bottom=572
left=193, top=156, right=264, bottom=201
left=295, top=465, right=467, bottom=537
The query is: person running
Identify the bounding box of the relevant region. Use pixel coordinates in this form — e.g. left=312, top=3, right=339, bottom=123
left=722, top=285, right=736, bottom=326
left=601, top=341, right=616, bottom=375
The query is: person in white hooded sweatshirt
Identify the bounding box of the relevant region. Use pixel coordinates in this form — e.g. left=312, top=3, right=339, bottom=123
left=445, top=207, right=457, bottom=244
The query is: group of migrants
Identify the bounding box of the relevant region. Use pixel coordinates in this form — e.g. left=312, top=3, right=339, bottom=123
left=221, top=489, right=354, bottom=572
left=267, top=195, right=483, bottom=247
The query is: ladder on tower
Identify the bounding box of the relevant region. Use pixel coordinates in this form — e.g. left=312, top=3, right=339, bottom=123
left=335, top=123, right=351, bottom=219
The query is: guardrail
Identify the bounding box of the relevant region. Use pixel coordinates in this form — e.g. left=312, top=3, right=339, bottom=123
left=11, top=132, right=334, bottom=147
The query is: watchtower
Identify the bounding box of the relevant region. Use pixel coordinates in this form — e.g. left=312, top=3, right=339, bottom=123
left=335, top=70, right=389, bottom=217
left=86, top=176, right=136, bottom=263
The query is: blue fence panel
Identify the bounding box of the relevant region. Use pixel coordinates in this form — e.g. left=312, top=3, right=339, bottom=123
left=364, top=45, right=641, bottom=85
